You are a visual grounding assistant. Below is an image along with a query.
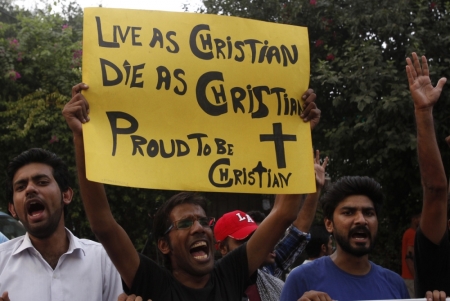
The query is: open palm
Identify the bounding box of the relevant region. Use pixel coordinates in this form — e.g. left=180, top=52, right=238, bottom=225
left=406, top=53, right=446, bottom=110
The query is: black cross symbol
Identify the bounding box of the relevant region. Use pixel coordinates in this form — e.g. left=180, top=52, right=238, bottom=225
left=260, top=123, right=297, bottom=169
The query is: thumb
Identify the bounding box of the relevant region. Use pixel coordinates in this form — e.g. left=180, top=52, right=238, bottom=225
left=436, top=77, right=447, bottom=91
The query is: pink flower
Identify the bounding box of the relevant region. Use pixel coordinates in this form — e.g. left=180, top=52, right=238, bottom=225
left=9, top=70, right=21, bottom=81
left=315, top=40, right=324, bottom=47
left=49, top=135, right=59, bottom=144
left=8, top=38, right=19, bottom=50
left=326, top=54, right=335, bottom=61
left=310, top=0, right=316, bottom=5
left=62, top=24, right=69, bottom=30
left=17, top=52, right=23, bottom=62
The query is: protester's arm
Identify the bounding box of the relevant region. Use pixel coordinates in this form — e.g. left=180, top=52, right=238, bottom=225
left=63, top=83, right=140, bottom=288
left=246, top=89, right=320, bottom=275
left=293, top=151, right=328, bottom=232
left=406, top=52, right=448, bottom=245
left=272, top=151, right=328, bottom=276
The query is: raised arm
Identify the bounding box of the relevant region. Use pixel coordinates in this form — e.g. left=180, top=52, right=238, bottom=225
left=63, top=83, right=140, bottom=288
left=293, top=150, right=328, bottom=232
left=406, top=53, right=448, bottom=244
left=271, top=150, right=328, bottom=277
left=246, top=89, right=320, bottom=275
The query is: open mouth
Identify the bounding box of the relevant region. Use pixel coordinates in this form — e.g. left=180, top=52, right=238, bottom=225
left=350, top=227, right=370, bottom=241
left=190, top=241, right=209, bottom=260
left=27, top=200, right=45, bottom=217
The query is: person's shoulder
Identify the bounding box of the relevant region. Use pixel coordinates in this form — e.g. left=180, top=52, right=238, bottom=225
left=0, top=235, right=24, bottom=252
left=290, top=256, right=328, bottom=276
left=75, top=237, right=105, bottom=250
left=370, top=261, right=404, bottom=281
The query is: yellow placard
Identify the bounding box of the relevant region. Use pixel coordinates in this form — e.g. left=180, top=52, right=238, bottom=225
left=82, top=7, right=315, bottom=194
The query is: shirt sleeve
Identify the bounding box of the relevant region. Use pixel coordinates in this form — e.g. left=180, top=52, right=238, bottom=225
left=101, top=248, right=124, bottom=301
left=271, top=225, right=310, bottom=278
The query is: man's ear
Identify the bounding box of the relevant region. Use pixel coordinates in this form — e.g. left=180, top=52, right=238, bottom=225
left=8, top=203, right=17, bottom=219
left=62, top=187, right=73, bottom=206
left=320, top=243, right=327, bottom=256
left=325, top=218, right=334, bottom=234
left=158, top=238, right=171, bottom=255
left=219, top=243, right=229, bottom=256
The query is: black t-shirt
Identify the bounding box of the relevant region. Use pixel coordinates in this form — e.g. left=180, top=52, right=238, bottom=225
left=124, top=243, right=249, bottom=301
left=414, top=227, right=450, bottom=297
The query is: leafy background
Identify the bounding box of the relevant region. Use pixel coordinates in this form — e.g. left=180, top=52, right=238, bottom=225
left=1, top=0, right=449, bottom=272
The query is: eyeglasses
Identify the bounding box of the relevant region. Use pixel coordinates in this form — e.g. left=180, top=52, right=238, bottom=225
left=164, top=216, right=215, bottom=235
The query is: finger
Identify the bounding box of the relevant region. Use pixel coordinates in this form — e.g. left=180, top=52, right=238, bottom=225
left=322, top=156, right=329, bottom=170
left=66, top=95, right=90, bottom=122
left=71, top=83, right=89, bottom=98
left=306, top=107, right=321, bottom=123
left=425, top=291, right=433, bottom=301
left=405, top=65, right=415, bottom=87
left=412, top=52, right=422, bottom=76
left=302, top=88, right=315, bottom=101
left=302, top=103, right=318, bottom=121
left=314, top=150, right=320, bottom=164
left=421, top=55, right=429, bottom=76
left=406, top=57, right=417, bottom=81
left=432, top=290, right=440, bottom=301
left=436, top=77, right=447, bottom=91
left=408, top=54, right=418, bottom=78
left=439, top=290, right=446, bottom=301
left=302, top=89, right=317, bottom=108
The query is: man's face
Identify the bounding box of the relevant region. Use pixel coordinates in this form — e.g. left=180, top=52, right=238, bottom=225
left=9, top=163, right=71, bottom=239
left=326, top=195, right=378, bottom=258
left=165, top=203, right=215, bottom=277
left=222, top=233, right=276, bottom=265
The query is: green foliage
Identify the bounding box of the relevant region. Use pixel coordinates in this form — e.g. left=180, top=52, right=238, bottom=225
left=201, top=0, right=450, bottom=271
left=0, top=1, right=171, bottom=258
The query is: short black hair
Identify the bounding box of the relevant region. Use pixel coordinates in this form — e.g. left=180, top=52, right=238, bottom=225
left=6, top=148, right=71, bottom=217
left=321, top=176, right=383, bottom=221
left=247, top=210, right=266, bottom=224
left=305, top=224, right=331, bottom=258
left=153, top=192, right=207, bottom=269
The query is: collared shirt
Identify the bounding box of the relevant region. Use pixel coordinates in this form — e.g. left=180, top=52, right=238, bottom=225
left=262, top=225, right=310, bottom=278
left=0, top=232, right=8, bottom=244
left=0, top=229, right=122, bottom=301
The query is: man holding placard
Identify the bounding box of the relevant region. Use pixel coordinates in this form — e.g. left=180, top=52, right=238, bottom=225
left=63, top=83, right=320, bottom=301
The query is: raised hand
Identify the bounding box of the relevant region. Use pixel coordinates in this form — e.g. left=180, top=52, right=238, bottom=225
left=313, top=150, right=329, bottom=189
left=62, top=83, right=90, bottom=136
left=406, top=52, right=446, bottom=110
left=301, top=89, right=321, bottom=130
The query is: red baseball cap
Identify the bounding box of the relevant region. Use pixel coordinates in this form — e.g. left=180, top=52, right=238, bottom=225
left=214, top=210, right=258, bottom=248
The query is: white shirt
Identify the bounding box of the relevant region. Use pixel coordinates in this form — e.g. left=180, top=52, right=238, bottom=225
left=0, top=229, right=123, bottom=301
